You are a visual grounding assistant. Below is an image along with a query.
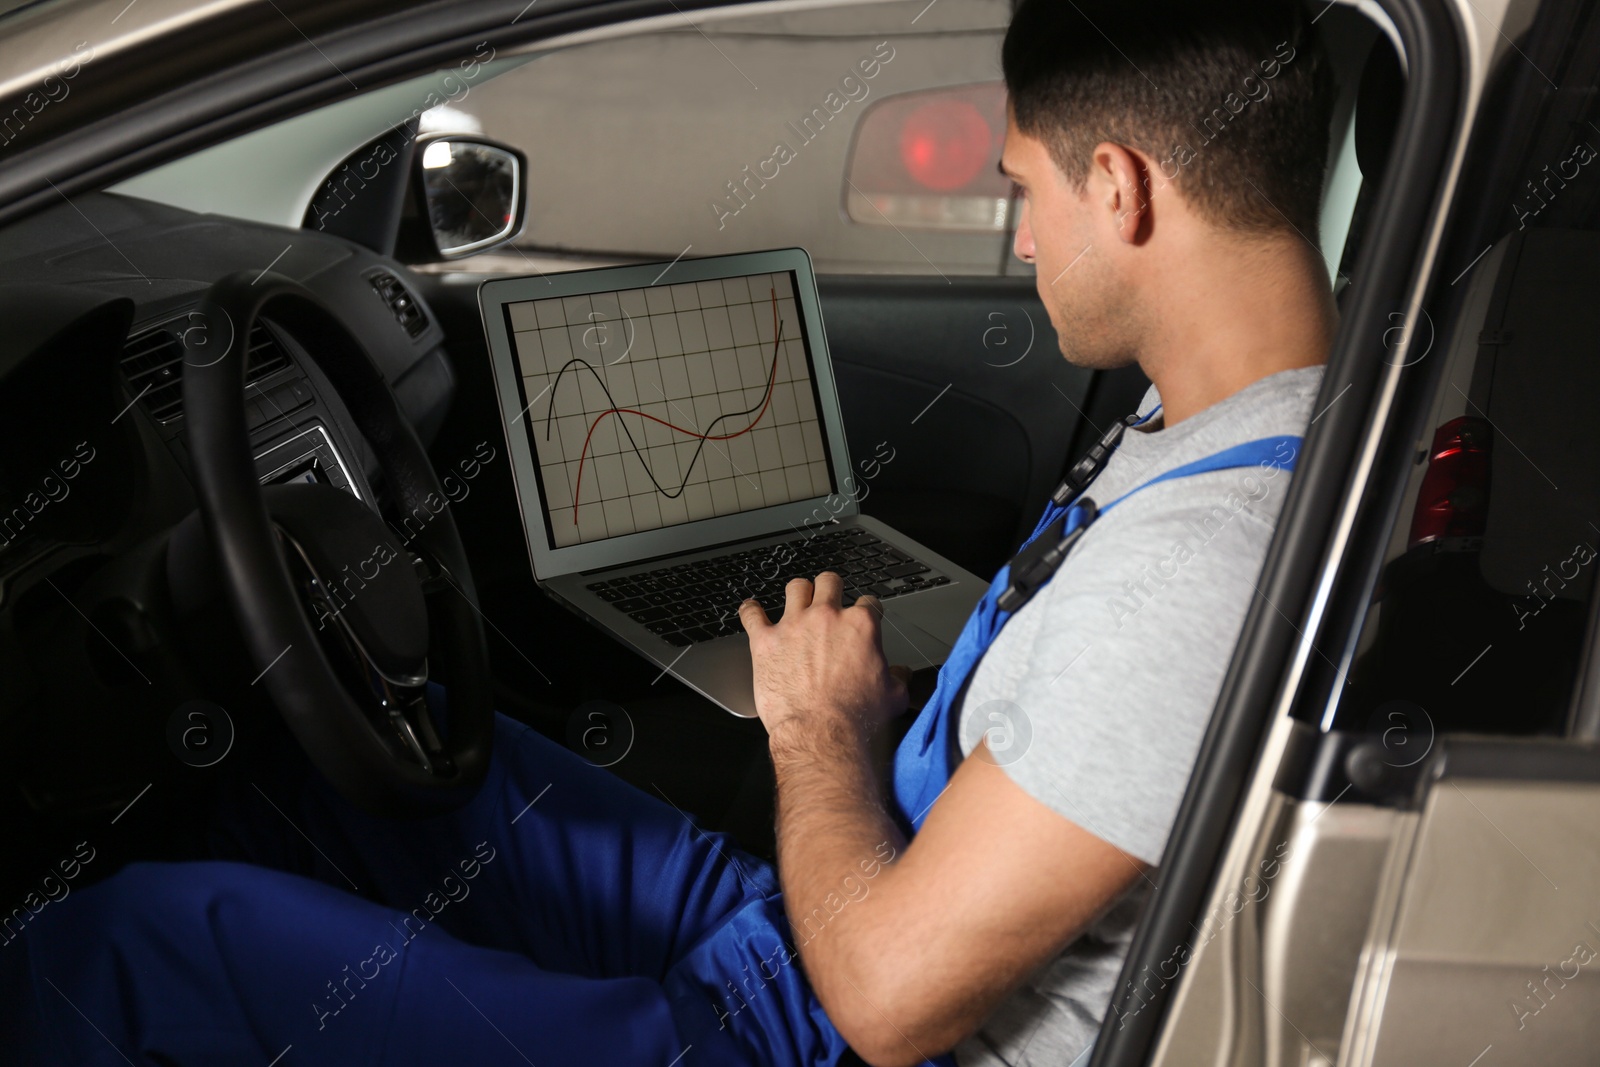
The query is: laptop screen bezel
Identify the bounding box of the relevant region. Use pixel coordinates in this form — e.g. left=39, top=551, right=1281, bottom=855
left=479, top=247, right=859, bottom=580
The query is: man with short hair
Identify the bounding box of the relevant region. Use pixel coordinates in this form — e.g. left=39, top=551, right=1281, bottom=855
left=0, top=1, right=1335, bottom=1065
left=740, top=1, right=1334, bottom=1063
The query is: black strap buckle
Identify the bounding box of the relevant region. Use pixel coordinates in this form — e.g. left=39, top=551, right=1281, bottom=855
left=1051, top=412, right=1143, bottom=506
left=997, top=498, right=1099, bottom=613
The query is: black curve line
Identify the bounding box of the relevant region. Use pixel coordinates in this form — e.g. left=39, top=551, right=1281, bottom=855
left=541, top=317, right=786, bottom=506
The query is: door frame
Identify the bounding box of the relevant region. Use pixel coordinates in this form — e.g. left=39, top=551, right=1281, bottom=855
left=1093, top=0, right=1479, bottom=1061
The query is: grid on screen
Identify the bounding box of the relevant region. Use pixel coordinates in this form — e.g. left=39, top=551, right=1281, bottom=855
left=507, top=272, right=833, bottom=548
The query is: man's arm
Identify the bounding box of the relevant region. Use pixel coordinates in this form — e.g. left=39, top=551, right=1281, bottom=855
left=741, top=573, right=1149, bottom=1067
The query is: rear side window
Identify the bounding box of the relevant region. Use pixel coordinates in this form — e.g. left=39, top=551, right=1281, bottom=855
left=1325, top=226, right=1600, bottom=740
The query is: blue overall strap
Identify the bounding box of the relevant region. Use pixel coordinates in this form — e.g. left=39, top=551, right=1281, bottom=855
left=1099, top=435, right=1302, bottom=509
left=890, top=434, right=1301, bottom=833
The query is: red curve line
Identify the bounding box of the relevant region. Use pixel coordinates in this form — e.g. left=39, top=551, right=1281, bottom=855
left=571, top=287, right=782, bottom=525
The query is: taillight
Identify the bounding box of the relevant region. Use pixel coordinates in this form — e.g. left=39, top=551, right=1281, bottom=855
left=1407, top=416, right=1492, bottom=548
left=844, top=82, right=1011, bottom=231
left=898, top=100, right=992, bottom=192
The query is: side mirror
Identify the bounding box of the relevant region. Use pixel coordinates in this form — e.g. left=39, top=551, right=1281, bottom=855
left=407, top=135, right=528, bottom=261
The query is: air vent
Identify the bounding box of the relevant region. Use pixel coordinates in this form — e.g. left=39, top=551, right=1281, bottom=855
left=119, top=318, right=293, bottom=423
left=244, top=321, right=290, bottom=382
left=120, top=327, right=186, bottom=421
left=369, top=270, right=428, bottom=338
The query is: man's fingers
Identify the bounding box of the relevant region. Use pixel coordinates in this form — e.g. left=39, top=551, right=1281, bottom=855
left=784, top=576, right=814, bottom=614
left=852, top=594, right=885, bottom=642
left=738, top=598, right=771, bottom=634
left=853, top=593, right=883, bottom=616
left=812, top=570, right=845, bottom=608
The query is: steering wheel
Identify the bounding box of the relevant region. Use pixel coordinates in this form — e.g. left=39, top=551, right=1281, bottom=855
left=178, top=270, right=493, bottom=817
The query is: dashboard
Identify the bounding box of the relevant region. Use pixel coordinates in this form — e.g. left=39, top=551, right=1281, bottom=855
left=0, top=191, right=454, bottom=584
left=0, top=190, right=457, bottom=799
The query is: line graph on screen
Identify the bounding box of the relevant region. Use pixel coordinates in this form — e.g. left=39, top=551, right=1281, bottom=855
left=543, top=289, right=783, bottom=524
left=514, top=274, right=830, bottom=547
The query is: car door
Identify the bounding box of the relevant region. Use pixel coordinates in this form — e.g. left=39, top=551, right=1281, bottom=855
left=1105, top=1, right=1600, bottom=1064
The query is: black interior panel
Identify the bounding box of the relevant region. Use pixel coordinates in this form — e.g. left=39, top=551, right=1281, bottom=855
left=816, top=274, right=1095, bottom=576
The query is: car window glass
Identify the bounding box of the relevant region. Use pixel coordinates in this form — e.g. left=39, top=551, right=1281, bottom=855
left=432, top=0, right=1020, bottom=276
left=1320, top=219, right=1600, bottom=740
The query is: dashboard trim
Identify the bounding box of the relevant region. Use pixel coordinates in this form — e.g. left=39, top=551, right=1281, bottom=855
left=254, top=424, right=362, bottom=502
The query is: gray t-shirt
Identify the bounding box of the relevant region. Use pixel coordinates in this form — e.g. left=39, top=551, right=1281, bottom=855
left=952, top=365, right=1324, bottom=1067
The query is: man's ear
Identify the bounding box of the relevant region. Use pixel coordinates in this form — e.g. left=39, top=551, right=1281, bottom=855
left=1090, top=142, right=1152, bottom=245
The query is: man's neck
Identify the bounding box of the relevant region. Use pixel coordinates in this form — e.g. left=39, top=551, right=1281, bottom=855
left=1138, top=232, right=1335, bottom=426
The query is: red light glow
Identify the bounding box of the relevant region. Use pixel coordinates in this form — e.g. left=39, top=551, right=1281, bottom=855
left=1408, top=417, right=1492, bottom=548
left=898, top=100, right=992, bottom=192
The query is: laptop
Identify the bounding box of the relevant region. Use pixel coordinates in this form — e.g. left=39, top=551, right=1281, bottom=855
left=479, top=247, right=986, bottom=717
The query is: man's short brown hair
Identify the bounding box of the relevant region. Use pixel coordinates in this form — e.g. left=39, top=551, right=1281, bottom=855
left=1003, top=0, right=1336, bottom=239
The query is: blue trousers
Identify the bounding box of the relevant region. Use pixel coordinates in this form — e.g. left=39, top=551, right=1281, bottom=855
left=0, top=711, right=855, bottom=1066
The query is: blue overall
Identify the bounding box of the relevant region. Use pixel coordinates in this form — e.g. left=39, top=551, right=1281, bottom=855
left=893, top=432, right=1302, bottom=835
left=0, top=434, right=1299, bottom=1067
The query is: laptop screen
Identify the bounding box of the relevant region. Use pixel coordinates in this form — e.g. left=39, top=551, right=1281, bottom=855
left=500, top=268, right=838, bottom=550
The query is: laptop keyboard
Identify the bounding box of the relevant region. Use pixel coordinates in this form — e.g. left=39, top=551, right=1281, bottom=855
left=584, top=527, right=949, bottom=647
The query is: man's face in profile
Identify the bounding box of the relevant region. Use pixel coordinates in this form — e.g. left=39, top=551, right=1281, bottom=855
left=1001, top=111, right=1141, bottom=371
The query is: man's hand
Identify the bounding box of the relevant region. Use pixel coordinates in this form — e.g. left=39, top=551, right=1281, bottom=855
left=739, top=572, right=909, bottom=743
left=746, top=578, right=1147, bottom=1066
